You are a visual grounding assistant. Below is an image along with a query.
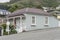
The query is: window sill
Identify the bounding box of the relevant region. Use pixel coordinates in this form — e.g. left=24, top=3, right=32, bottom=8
left=44, top=24, right=49, bottom=26
left=31, top=24, right=36, bottom=26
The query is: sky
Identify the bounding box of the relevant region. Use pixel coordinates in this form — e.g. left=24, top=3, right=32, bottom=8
left=0, top=0, right=10, bottom=3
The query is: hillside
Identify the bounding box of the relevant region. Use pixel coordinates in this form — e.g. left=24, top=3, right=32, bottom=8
left=0, top=0, right=60, bottom=11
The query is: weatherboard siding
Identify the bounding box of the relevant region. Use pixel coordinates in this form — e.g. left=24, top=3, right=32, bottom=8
left=8, top=13, right=58, bottom=31
left=25, top=13, right=58, bottom=31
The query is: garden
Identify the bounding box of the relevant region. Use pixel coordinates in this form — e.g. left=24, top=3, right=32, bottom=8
left=0, top=23, right=17, bottom=36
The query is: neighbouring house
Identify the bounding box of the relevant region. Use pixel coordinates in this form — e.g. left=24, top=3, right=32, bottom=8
left=6, top=8, right=59, bottom=33
left=54, top=11, right=60, bottom=27
left=0, top=9, right=11, bottom=25
left=56, top=5, right=60, bottom=10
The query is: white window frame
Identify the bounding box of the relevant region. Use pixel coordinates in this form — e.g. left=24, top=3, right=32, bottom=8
left=44, top=16, right=49, bottom=25
left=31, top=16, right=36, bottom=25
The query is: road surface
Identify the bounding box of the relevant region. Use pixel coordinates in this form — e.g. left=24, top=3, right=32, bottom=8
left=0, top=27, right=60, bottom=40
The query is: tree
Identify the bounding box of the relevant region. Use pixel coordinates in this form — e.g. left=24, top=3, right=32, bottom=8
left=8, top=4, right=19, bottom=12
left=7, top=0, right=59, bottom=12
left=8, top=0, right=42, bottom=12
left=40, top=0, right=59, bottom=8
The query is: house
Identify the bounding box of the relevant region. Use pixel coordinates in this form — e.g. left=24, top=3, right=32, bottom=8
left=6, top=8, right=58, bottom=33
left=0, top=9, right=11, bottom=25
left=54, top=11, right=60, bottom=27
left=56, top=5, right=60, bottom=10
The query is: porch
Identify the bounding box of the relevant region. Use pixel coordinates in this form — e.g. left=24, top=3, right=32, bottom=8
left=6, top=14, right=26, bottom=33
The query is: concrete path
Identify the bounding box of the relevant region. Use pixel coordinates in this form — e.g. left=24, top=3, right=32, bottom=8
left=0, top=27, right=60, bottom=40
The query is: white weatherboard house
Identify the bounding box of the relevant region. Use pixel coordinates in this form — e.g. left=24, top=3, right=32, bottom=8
left=6, top=8, right=59, bottom=33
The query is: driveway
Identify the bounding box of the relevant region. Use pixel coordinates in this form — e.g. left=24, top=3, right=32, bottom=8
left=0, top=27, right=60, bottom=40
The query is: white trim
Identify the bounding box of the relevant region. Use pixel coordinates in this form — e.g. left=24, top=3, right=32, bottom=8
left=44, top=16, right=49, bottom=25
left=1, top=29, right=3, bottom=36
left=20, top=16, right=23, bottom=32
left=8, top=16, right=20, bottom=19
left=2, top=19, right=3, bottom=24
left=31, top=16, right=36, bottom=25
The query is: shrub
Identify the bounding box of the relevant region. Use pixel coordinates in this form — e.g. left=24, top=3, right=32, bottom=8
left=9, top=25, right=15, bottom=30
left=1, top=24, right=17, bottom=35
left=9, top=29, right=17, bottom=34
left=1, top=24, right=7, bottom=32
left=3, top=32, right=8, bottom=35
left=9, top=25, right=17, bottom=34
left=1, top=24, right=6, bottom=29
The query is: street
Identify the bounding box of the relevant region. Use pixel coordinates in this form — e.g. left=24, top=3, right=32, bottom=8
left=0, top=27, right=60, bottom=40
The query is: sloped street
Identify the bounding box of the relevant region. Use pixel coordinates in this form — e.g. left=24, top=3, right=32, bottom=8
left=0, top=27, right=60, bottom=40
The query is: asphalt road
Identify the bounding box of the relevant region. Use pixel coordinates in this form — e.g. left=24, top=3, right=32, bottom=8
left=0, top=27, right=60, bottom=40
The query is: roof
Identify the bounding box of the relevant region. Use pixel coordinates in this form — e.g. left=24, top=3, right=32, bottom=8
left=7, top=8, right=52, bottom=17
left=0, top=9, right=11, bottom=16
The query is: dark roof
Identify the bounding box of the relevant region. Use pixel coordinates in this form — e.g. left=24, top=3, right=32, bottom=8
left=0, top=9, right=11, bottom=16
left=7, top=8, right=52, bottom=17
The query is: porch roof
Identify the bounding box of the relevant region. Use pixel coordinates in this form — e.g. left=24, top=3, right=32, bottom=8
left=7, top=8, right=52, bottom=17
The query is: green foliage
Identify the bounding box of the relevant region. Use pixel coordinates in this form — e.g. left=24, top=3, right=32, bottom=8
left=3, top=32, right=8, bottom=35
left=9, top=24, right=15, bottom=31
left=8, top=4, right=19, bottom=12
left=1, top=24, right=6, bottom=29
left=9, top=25, right=14, bottom=30
left=8, top=0, right=42, bottom=12
left=41, top=0, right=59, bottom=8
left=9, top=29, right=17, bottom=34
left=0, top=0, right=59, bottom=12
left=9, top=24, right=17, bottom=34
left=1, top=24, right=17, bottom=35
left=1, top=24, right=8, bottom=35
left=1, top=24, right=6, bottom=32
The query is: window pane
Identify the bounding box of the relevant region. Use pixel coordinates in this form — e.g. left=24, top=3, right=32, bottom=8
left=32, top=16, right=35, bottom=24
left=45, top=16, right=48, bottom=24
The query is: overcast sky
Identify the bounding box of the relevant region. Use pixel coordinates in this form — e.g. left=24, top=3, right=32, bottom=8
left=0, top=0, right=10, bottom=3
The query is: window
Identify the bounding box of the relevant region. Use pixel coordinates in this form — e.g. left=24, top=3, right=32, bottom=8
left=45, top=16, right=49, bottom=25
left=31, top=16, right=36, bottom=25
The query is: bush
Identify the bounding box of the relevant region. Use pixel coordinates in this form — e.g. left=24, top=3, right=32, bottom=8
left=1, top=24, right=7, bottom=35
left=9, top=25, right=17, bottom=34
left=1, top=24, right=6, bottom=29
left=0, top=24, right=8, bottom=35
left=3, top=32, right=8, bottom=35
left=1, top=24, right=6, bottom=32
left=9, top=29, right=17, bottom=34
left=9, top=24, right=15, bottom=31
left=1, top=24, right=17, bottom=35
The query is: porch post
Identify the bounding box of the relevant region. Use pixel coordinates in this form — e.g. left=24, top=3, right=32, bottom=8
left=2, top=19, right=4, bottom=24
left=6, top=18, right=10, bottom=35
left=13, top=18, right=16, bottom=28
left=19, top=16, right=23, bottom=32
